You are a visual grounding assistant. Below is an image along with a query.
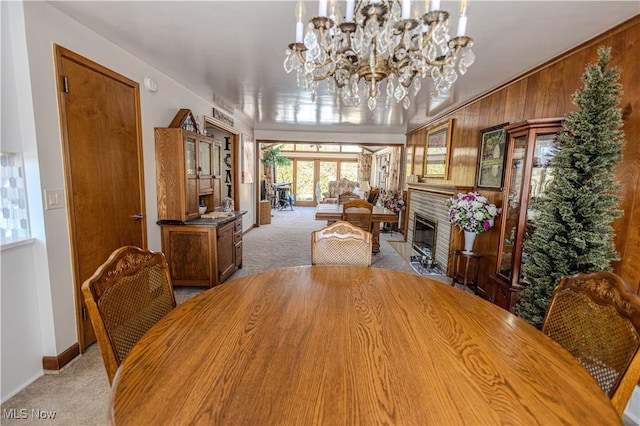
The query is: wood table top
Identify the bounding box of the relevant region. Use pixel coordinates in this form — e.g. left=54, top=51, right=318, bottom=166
left=112, top=266, right=620, bottom=425
left=316, top=204, right=398, bottom=222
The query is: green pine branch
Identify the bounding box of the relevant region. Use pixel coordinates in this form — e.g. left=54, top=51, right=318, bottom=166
left=515, top=47, right=625, bottom=328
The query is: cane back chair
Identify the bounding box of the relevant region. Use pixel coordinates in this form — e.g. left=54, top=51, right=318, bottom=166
left=342, top=199, right=373, bottom=233
left=311, top=221, right=372, bottom=266
left=82, top=246, right=177, bottom=384
left=541, top=271, right=640, bottom=416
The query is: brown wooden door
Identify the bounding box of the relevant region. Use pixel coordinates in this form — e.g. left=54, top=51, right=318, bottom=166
left=55, top=46, right=146, bottom=351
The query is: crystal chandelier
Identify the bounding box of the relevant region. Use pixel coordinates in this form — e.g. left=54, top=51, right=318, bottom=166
left=284, top=0, right=475, bottom=111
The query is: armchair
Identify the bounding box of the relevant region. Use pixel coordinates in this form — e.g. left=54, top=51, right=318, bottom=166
left=321, top=178, right=359, bottom=204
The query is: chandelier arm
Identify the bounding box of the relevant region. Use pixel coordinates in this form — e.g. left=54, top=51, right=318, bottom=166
left=294, top=50, right=354, bottom=82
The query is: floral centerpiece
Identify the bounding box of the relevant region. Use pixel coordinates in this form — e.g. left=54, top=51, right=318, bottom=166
left=445, top=191, right=501, bottom=233
left=381, top=189, right=406, bottom=213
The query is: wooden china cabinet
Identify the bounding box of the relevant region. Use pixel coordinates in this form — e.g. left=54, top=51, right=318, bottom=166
left=155, top=109, right=243, bottom=288
left=489, top=118, right=564, bottom=312
left=155, top=109, right=221, bottom=221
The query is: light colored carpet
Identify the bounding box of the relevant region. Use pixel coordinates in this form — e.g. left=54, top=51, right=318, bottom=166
left=0, top=206, right=444, bottom=425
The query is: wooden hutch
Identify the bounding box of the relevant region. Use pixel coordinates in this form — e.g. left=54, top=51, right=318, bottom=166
left=155, top=109, right=244, bottom=287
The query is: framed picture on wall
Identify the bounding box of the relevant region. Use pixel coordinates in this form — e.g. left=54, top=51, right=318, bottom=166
left=424, top=119, right=454, bottom=179
left=476, top=123, right=509, bottom=189
left=241, top=134, right=255, bottom=184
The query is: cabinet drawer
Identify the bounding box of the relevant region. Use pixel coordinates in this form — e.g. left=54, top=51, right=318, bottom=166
left=235, top=218, right=242, bottom=232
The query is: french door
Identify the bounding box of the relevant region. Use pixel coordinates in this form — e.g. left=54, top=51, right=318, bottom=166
left=288, top=159, right=356, bottom=206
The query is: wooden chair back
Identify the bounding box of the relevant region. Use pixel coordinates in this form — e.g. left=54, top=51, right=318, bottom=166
left=342, top=199, right=373, bottom=232
left=541, top=271, right=640, bottom=416
left=311, top=221, right=372, bottom=266
left=81, top=246, right=177, bottom=384
left=367, top=187, right=380, bottom=205
left=338, top=191, right=359, bottom=204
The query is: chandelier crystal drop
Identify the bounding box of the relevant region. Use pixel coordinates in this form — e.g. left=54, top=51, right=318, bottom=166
left=284, top=0, right=475, bottom=111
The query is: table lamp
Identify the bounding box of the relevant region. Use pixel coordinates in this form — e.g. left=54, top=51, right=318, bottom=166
left=359, top=181, right=371, bottom=198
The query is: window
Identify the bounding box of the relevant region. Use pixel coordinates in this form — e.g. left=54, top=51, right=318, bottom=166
left=1, top=152, right=30, bottom=244
left=276, top=143, right=362, bottom=153
left=340, top=162, right=358, bottom=181
left=276, top=161, right=293, bottom=184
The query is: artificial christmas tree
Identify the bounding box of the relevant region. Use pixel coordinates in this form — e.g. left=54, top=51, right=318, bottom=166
left=515, top=47, right=625, bottom=328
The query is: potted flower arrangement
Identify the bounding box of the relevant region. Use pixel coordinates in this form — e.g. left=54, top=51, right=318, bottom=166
left=445, top=191, right=501, bottom=253
left=381, top=189, right=406, bottom=213
left=380, top=189, right=406, bottom=233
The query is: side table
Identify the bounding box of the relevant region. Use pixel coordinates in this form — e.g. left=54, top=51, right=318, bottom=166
left=451, top=250, right=482, bottom=293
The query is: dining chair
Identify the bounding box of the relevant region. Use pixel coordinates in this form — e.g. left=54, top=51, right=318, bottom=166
left=81, top=245, right=177, bottom=385
left=541, top=271, right=640, bottom=416
left=367, top=187, right=380, bottom=205
left=338, top=191, right=360, bottom=204
left=342, top=199, right=373, bottom=233
left=311, top=221, right=372, bottom=266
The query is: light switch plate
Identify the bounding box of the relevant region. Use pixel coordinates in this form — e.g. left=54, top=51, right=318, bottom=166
left=44, top=189, right=65, bottom=210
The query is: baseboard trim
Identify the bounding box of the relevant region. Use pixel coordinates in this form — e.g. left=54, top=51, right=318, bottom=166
left=42, top=343, right=80, bottom=371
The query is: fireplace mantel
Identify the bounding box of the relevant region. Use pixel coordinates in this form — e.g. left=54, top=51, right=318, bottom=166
left=406, top=183, right=473, bottom=197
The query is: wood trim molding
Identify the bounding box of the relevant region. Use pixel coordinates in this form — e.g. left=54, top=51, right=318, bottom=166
left=407, top=183, right=473, bottom=197
left=204, top=115, right=239, bottom=135
left=42, top=343, right=80, bottom=371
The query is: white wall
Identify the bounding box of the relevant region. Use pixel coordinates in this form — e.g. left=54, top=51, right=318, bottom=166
left=1, top=0, right=255, bottom=401
left=1, top=0, right=50, bottom=402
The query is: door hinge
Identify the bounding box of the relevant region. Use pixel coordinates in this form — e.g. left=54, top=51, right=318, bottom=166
left=63, top=76, right=69, bottom=93
left=82, top=306, right=87, bottom=321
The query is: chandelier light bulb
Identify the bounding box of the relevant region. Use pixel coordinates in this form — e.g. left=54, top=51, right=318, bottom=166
left=295, top=2, right=305, bottom=43
left=318, top=0, right=328, bottom=17
left=284, top=0, right=474, bottom=111
left=457, top=0, right=468, bottom=36
left=346, top=0, right=355, bottom=21
left=295, top=1, right=305, bottom=22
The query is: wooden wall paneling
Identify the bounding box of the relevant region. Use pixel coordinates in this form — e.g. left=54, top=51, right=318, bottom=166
left=613, top=23, right=640, bottom=290
left=512, top=79, right=530, bottom=124
left=460, top=103, right=482, bottom=186
left=541, top=61, right=566, bottom=117
left=537, top=67, right=554, bottom=118
left=407, top=17, right=640, bottom=293
left=487, top=89, right=505, bottom=128
left=413, top=129, right=425, bottom=177
left=522, top=72, right=542, bottom=120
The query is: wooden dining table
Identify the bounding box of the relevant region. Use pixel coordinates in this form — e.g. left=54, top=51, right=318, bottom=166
left=111, top=266, right=620, bottom=425
left=315, top=203, right=398, bottom=253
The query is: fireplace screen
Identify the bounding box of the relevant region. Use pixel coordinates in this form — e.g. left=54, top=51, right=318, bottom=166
left=413, top=214, right=438, bottom=258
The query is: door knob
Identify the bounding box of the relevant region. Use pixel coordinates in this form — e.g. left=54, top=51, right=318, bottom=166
left=131, top=213, right=144, bottom=220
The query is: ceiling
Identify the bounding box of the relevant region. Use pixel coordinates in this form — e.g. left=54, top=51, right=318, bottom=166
left=49, top=1, right=638, bottom=136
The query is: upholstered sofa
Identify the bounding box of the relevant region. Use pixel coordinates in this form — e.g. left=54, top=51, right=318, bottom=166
left=321, top=178, right=359, bottom=204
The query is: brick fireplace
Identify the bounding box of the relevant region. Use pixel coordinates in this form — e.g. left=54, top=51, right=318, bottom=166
left=407, top=185, right=471, bottom=275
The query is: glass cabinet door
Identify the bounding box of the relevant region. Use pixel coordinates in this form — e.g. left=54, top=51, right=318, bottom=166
left=520, top=133, right=558, bottom=283
left=199, top=141, right=212, bottom=176
left=212, top=143, right=221, bottom=177
left=185, top=137, right=196, bottom=176
left=499, top=136, right=527, bottom=280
